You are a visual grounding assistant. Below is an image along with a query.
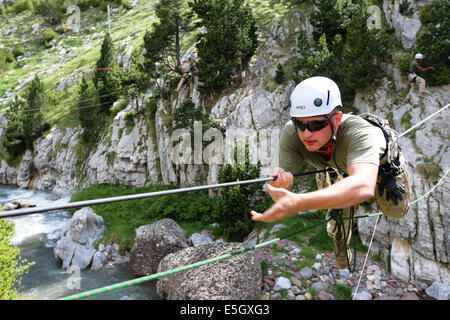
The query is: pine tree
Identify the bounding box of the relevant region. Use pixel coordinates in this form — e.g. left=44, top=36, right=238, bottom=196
left=22, top=74, right=46, bottom=150
left=191, top=0, right=258, bottom=95
left=77, top=74, right=96, bottom=143
left=142, top=0, right=195, bottom=95
left=2, top=97, right=26, bottom=161
left=93, top=32, right=120, bottom=114
left=274, top=63, right=285, bottom=84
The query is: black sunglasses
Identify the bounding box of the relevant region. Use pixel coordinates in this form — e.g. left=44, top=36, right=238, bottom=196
left=292, top=113, right=338, bottom=132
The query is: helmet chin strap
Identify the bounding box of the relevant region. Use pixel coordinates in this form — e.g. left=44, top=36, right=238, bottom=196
left=318, top=121, right=338, bottom=152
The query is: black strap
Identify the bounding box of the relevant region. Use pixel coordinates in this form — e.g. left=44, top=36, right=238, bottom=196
left=361, top=117, right=390, bottom=161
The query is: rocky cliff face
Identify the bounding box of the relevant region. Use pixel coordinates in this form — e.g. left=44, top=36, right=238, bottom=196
left=0, top=0, right=448, bottom=285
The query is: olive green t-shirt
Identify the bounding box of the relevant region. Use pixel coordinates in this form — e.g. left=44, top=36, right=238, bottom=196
left=278, top=114, right=386, bottom=175
left=409, top=60, right=420, bottom=74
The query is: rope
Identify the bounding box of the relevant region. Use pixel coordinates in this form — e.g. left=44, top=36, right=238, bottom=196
left=59, top=167, right=448, bottom=300
left=0, top=168, right=334, bottom=219
left=352, top=103, right=449, bottom=299
left=58, top=213, right=378, bottom=300
left=352, top=167, right=449, bottom=299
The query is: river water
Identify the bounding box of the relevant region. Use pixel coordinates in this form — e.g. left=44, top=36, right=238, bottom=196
left=0, top=185, right=159, bottom=300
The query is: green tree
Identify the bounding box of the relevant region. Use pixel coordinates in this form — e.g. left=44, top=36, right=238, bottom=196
left=142, top=0, right=195, bottom=96
left=77, top=74, right=97, bottom=144
left=93, top=32, right=120, bottom=114
left=22, top=74, right=48, bottom=151
left=295, top=0, right=387, bottom=106
left=2, top=75, right=48, bottom=163
left=0, top=215, right=34, bottom=300
left=416, top=0, right=450, bottom=86
left=274, top=63, right=285, bottom=84
left=213, top=144, right=262, bottom=241
left=2, top=97, right=26, bottom=162
left=190, top=0, right=258, bottom=95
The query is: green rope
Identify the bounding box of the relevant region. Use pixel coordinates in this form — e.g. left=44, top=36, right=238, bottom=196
left=58, top=213, right=378, bottom=300
left=58, top=168, right=448, bottom=300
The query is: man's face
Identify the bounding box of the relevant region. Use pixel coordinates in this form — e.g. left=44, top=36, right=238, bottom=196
left=295, top=112, right=342, bottom=152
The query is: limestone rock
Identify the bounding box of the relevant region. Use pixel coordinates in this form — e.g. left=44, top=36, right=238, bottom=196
left=54, top=207, right=106, bottom=269
left=187, top=233, right=214, bottom=246
left=130, top=219, right=188, bottom=276
left=156, top=242, right=262, bottom=300
left=274, top=276, right=291, bottom=292
left=425, top=282, right=450, bottom=300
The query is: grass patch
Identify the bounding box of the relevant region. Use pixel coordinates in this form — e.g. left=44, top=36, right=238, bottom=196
left=333, top=283, right=352, bottom=300
left=69, top=183, right=218, bottom=251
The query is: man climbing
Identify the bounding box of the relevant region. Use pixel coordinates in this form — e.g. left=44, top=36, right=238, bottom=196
left=404, top=53, right=434, bottom=103
left=176, top=56, right=197, bottom=93
left=250, top=76, right=411, bottom=270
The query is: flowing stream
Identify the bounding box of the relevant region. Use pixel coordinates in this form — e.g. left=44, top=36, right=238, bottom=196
left=1, top=185, right=159, bottom=300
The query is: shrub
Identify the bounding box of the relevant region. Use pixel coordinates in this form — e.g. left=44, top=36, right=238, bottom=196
left=397, top=54, right=412, bottom=74
left=69, top=184, right=219, bottom=251
left=34, top=0, right=65, bottom=25
left=0, top=216, right=34, bottom=300
left=333, top=283, right=352, bottom=300
left=42, top=28, right=56, bottom=42
left=12, top=45, right=25, bottom=59
left=274, top=63, right=285, bottom=84
left=213, top=144, right=262, bottom=241
left=415, top=0, right=450, bottom=85
left=399, top=0, right=413, bottom=16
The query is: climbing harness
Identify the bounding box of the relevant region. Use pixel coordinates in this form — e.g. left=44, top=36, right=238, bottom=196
left=352, top=103, right=449, bottom=300
left=329, top=208, right=357, bottom=272
left=359, top=113, right=411, bottom=219
left=2, top=104, right=447, bottom=300
left=58, top=166, right=448, bottom=300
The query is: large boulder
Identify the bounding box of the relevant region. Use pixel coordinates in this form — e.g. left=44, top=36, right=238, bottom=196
left=156, top=242, right=262, bottom=300
left=54, top=207, right=106, bottom=269
left=130, top=218, right=188, bottom=276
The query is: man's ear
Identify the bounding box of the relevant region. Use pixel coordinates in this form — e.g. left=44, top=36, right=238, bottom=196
left=335, top=111, right=343, bottom=125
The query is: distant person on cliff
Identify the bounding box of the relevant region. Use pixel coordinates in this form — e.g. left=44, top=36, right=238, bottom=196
left=250, top=76, right=411, bottom=270
left=404, top=53, right=434, bottom=103
left=176, top=56, right=197, bottom=93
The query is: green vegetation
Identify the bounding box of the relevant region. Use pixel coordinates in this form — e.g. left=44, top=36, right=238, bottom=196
left=333, top=283, right=352, bottom=300
left=69, top=183, right=219, bottom=251
left=1, top=75, right=49, bottom=165
left=190, top=0, right=258, bottom=95
left=290, top=0, right=388, bottom=108
left=416, top=0, right=450, bottom=86
left=171, top=97, right=223, bottom=140
left=0, top=215, right=34, bottom=300
left=142, top=0, right=195, bottom=96
left=274, top=63, right=286, bottom=84
left=213, top=144, right=263, bottom=241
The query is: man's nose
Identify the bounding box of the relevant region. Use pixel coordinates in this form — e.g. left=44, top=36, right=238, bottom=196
left=303, top=128, right=313, bottom=136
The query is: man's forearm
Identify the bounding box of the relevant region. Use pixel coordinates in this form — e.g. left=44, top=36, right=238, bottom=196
left=294, top=175, right=375, bottom=212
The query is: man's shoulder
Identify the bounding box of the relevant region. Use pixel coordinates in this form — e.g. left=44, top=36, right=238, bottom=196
left=340, top=114, right=385, bottom=139
left=341, top=114, right=372, bottom=129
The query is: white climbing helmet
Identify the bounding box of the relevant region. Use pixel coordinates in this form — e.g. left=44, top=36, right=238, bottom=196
left=289, top=76, right=342, bottom=117
left=414, top=53, right=424, bottom=60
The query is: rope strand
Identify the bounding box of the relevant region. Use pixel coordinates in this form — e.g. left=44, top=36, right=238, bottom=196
left=58, top=166, right=447, bottom=300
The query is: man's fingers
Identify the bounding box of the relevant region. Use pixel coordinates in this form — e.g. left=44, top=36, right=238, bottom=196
left=250, top=210, right=263, bottom=221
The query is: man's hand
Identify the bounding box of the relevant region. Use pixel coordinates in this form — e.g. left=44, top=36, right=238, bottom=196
left=269, top=167, right=294, bottom=190
left=250, top=184, right=301, bottom=223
